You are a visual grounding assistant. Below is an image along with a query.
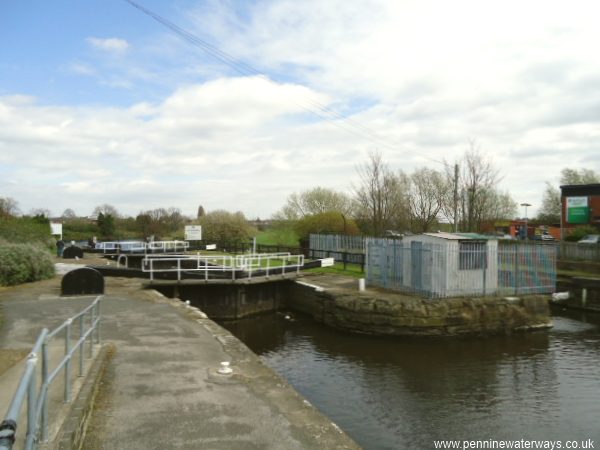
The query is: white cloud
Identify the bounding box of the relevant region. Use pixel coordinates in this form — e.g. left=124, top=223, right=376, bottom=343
left=3, top=0, right=600, bottom=219
left=86, top=37, right=130, bottom=53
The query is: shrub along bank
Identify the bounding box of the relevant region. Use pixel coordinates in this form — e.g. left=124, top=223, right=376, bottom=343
left=0, top=217, right=55, bottom=286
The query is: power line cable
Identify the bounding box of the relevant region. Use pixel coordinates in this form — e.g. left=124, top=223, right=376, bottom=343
left=124, top=0, right=446, bottom=165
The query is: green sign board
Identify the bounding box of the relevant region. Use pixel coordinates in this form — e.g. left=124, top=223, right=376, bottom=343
left=566, top=197, right=590, bottom=224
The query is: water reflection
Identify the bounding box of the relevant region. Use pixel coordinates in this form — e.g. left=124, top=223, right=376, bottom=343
left=221, top=310, right=600, bottom=450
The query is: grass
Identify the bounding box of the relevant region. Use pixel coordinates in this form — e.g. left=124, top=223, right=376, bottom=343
left=305, top=262, right=365, bottom=279
left=256, top=227, right=299, bottom=247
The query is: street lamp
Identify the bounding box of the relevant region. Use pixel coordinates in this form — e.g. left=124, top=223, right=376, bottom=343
left=520, top=203, right=531, bottom=241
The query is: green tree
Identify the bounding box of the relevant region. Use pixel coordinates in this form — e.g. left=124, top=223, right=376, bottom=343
left=97, top=213, right=116, bottom=238
left=274, top=187, right=353, bottom=220
left=198, top=210, right=257, bottom=243
left=294, top=211, right=360, bottom=240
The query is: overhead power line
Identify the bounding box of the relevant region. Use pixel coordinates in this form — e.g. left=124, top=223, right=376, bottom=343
left=124, top=0, right=445, bottom=166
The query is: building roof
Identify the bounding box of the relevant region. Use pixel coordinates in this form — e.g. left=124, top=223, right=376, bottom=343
left=421, top=232, right=497, bottom=241
left=560, top=184, right=600, bottom=196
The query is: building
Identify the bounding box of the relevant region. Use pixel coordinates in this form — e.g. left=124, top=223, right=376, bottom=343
left=560, top=184, right=600, bottom=235
left=399, top=232, right=499, bottom=297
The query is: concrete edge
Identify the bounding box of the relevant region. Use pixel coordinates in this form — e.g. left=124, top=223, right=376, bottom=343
left=52, top=343, right=115, bottom=450
left=147, top=288, right=361, bottom=449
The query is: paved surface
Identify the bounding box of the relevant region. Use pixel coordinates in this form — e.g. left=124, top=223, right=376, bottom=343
left=0, top=266, right=360, bottom=450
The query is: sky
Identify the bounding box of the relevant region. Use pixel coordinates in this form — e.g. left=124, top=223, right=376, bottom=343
left=1, top=0, right=599, bottom=220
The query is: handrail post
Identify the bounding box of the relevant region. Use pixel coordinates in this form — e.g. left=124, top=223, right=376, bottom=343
left=64, top=319, right=72, bottom=403
left=25, top=354, right=38, bottom=450
left=95, top=299, right=101, bottom=345
left=41, top=339, right=49, bottom=442
left=177, top=259, right=181, bottom=281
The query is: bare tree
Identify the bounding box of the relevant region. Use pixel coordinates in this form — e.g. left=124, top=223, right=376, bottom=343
left=93, top=204, right=120, bottom=218
left=61, top=208, right=77, bottom=219
left=408, top=167, right=445, bottom=232
left=354, top=150, right=409, bottom=235
left=29, top=208, right=52, bottom=218
left=0, top=197, right=20, bottom=218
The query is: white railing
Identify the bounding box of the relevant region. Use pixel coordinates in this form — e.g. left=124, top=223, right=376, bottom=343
left=141, top=253, right=304, bottom=281
left=97, top=240, right=189, bottom=254
left=0, top=297, right=101, bottom=450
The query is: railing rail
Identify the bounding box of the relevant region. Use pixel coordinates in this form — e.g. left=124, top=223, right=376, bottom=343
left=0, top=296, right=102, bottom=450
left=141, top=253, right=304, bottom=281
left=97, top=240, right=189, bottom=254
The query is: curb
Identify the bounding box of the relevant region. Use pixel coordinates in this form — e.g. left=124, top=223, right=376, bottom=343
left=53, top=343, right=115, bottom=450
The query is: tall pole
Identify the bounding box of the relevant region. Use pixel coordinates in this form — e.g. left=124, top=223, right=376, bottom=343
left=520, top=203, right=531, bottom=241
left=453, top=163, right=459, bottom=233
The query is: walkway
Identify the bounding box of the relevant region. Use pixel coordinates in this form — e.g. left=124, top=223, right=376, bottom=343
left=0, top=270, right=359, bottom=449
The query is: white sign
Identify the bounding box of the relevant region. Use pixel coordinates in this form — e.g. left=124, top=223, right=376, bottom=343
left=50, top=223, right=63, bottom=238
left=205, top=244, right=217, bottom=250
left=321, top=257, right=335, bottom=267
left=567, top=197, right=588, bottom=208
left=185, top=225, right=202, bottom=241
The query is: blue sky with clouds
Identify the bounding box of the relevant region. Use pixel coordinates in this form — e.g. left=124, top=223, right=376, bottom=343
left=1, top=0, right=599, bottom=219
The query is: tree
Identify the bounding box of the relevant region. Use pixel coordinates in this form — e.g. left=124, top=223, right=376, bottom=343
left=28, top=208, right=51, bottom=218
left=295, top=211, right=360, bottom=239
left=135, top=207, right=185, bottom=238
left=274, top=187, right=353, bottom=220
left=197, top=205, right=206, bottom=219
left=408, top=167, right=445, bottom=232
left=0, top=197, right=20, bottom=218
left=198, top=210, right=257, bottom=243
left=537, top=183, right=561, bottom=224
left=97, top=213, right=116, bottom=237
left=61, top=208, right=77, bottom=219
left=560, top=168, right=599, bottom=185
left=537, top=168, right=599, bottom=223
left=458, top=147, right=501, bottom=231
left=93, top=204, right=120, bottom=218
left=354, top=150, right=410, bottom=236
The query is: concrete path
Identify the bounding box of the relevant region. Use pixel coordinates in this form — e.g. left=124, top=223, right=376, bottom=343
left=0, top=271, right=359, bottom=450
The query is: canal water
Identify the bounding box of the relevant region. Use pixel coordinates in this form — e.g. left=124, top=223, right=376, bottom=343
left=221, top=308, right=600, bottom=450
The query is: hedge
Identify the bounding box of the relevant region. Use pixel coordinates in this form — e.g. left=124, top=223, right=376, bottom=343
left=0, top=241, right=55, bottom=286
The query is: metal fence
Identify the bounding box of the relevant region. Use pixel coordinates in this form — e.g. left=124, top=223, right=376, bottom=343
left=309, top=234, right=366, bottom=253
left=558, top=242, right=600, bottom=262
left=309, top=234, right=366, bottom=266
left=0, top=297, right=101, bottom=450
left=366, top=239, right=557, bottom=298
left=141, top=253, right=305, bottom=281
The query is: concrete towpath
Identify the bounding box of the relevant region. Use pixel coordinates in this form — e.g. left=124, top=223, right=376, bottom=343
left=0, top=268, right=360, bottom=449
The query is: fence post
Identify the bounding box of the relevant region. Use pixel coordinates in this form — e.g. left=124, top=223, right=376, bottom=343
left=25, top=355, right=37, bottom=450
left=89, top=308, right=94, bottom=358
left=41, top=340, right=49, bottom=442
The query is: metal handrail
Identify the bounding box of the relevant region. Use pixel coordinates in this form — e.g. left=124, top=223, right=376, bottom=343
left=97, top=240, right=189, bottom=254
left=0, top=296, right=102, bottom=450
left=141, top=253, right=305, bottom=281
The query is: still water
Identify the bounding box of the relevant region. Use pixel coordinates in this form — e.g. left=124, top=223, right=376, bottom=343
left=221, top=308, right=600, bottom=450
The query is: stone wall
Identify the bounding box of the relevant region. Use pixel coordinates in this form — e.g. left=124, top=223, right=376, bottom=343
left=156, top=281, right=289, bottom=320
left=288, top=282, right=552, bottom=337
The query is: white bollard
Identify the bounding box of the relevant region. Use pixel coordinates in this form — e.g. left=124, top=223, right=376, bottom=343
left=358, top=278, right=366, bottom=291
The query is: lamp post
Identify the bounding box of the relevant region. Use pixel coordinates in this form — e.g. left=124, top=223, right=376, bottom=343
left=520, top=203, right=531, bottom=241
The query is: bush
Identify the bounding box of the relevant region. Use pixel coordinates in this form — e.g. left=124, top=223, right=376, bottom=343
left=0, top=217, right=54, bottom=250
left=0, top=241, right=55, bottom=286
left=198, top=210, right=257, bottom=243
left=294, top=212, right=360, bottom=240
left=564, top=225, right=599, bottom=242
